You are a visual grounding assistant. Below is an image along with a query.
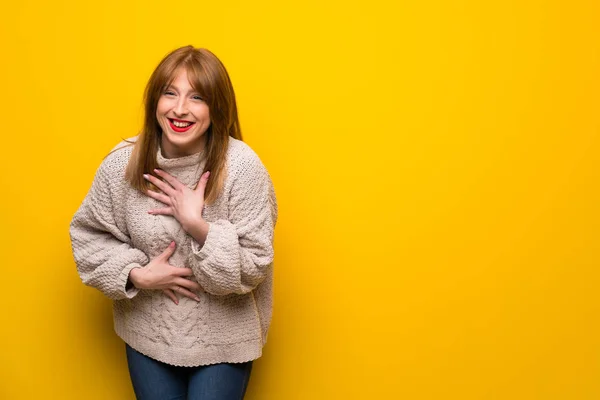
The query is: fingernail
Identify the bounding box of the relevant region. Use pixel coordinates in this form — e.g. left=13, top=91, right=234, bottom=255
left=170, top=241, right=175, bottom=248
left=205, top=171, right=210, bottom=178
left=143, top=174, right=149, bottom=179
left=195, top=297, right=200, bottom=302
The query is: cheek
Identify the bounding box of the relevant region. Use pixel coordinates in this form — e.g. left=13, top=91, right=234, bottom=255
left=156, top=99, right=170, bottom=117
left=198, top=106, right=210, bottom=122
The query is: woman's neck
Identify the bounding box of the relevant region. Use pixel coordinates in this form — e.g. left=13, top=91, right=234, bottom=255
left=160, top=136, right=206, bottom=159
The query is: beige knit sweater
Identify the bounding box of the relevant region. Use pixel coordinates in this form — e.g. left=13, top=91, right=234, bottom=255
left=70, top=137, right=277, bottom=367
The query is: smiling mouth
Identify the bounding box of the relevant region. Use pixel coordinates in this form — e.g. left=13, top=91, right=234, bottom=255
left=168, top=118, right=195, bottom=132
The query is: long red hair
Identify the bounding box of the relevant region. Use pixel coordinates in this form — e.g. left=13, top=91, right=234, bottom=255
left=125, top=45, right=242, bottom=204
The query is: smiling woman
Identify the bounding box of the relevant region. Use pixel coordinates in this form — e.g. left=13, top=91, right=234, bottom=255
left=69, top=46, right=278, bottom=400
left=126, top=46, right=243, bottom=207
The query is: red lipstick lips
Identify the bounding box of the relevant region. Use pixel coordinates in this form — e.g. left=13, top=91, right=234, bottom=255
left=168, top=118, right=195, bottom=133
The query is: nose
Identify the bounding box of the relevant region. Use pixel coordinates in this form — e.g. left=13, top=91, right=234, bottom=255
left=173, top=97, right=189, bottom=117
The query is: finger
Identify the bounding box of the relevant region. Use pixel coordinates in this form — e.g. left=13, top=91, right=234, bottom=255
left=163, top=289, right=178, bottom=305
left=154, top=169, right=186, bottom=191
left=174, top=277, right=202, bottom=291
left=172, top=286, right=200, bottom=302
left=194, top=171, right=211, bottom=194
left=148, top=207, right=174, bottom=216
left=146, top=189, right=172, bottom=205
left=143, top=173, right=176, bottom=196
left=158, top=241, right=176, bottom=261
left=172, top=267, right=194, bottom=277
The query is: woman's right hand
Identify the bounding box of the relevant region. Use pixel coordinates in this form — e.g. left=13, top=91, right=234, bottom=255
left=128, top=241, right=201, bottom=305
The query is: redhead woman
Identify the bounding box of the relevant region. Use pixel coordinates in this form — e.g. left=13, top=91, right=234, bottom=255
left=69, top=46, right=277, bottom=400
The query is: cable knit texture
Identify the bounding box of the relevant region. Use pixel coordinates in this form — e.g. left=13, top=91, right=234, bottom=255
left=70, top=137, right=278, bottom=367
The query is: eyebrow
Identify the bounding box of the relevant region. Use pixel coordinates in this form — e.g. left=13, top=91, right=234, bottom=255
left=165, top=84, right=200, bottom=95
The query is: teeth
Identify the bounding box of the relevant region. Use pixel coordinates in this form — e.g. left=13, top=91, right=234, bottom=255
left=172, top=120, right=192, bottom=128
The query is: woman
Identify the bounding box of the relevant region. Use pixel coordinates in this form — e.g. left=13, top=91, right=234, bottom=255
left=70, top=45, right=278, bottom=400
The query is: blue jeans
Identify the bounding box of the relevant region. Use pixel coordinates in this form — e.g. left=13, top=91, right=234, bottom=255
left=125, top=344, right=253, bottom=400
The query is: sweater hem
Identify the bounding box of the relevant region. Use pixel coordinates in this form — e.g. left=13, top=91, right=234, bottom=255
left=114, top=323, right=263, bottom=367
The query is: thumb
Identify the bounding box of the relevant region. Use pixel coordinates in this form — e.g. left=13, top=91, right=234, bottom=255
left=159, top=241, right=176, bottom=261
left=194, top=171, right=210, bottom=193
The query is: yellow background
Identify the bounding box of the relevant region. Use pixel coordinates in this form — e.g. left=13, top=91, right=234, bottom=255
left=1, top=0, right=599, bottom=398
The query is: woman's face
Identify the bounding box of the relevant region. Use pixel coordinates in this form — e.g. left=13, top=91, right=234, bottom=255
left=156, top=68, right=211, bottom=158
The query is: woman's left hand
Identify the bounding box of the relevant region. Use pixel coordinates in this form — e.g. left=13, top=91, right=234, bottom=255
left=144, top=169, right=210, bottom=233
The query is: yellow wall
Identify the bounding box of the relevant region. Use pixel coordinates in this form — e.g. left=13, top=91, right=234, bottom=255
left=1, top=0, right=599, bottom=398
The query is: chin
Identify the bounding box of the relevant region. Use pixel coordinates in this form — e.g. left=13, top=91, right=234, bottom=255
left=163, top=132, right=205, bottom=152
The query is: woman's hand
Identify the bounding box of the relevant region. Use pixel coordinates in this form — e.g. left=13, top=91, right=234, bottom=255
left=144, top=169, right=210, bottom=234
left=128, top=241, right=201, bottom=305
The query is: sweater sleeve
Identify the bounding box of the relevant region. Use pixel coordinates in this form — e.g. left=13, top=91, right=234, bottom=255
left=187, top=153, right=278, bottom=296
left=69, top=153, right=149, bottom=300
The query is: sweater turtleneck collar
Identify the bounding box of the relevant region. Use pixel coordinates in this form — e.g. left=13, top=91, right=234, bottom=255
left=155, top=146, right=206, bottom=187
left=156, top=146, right=205, bottom=169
